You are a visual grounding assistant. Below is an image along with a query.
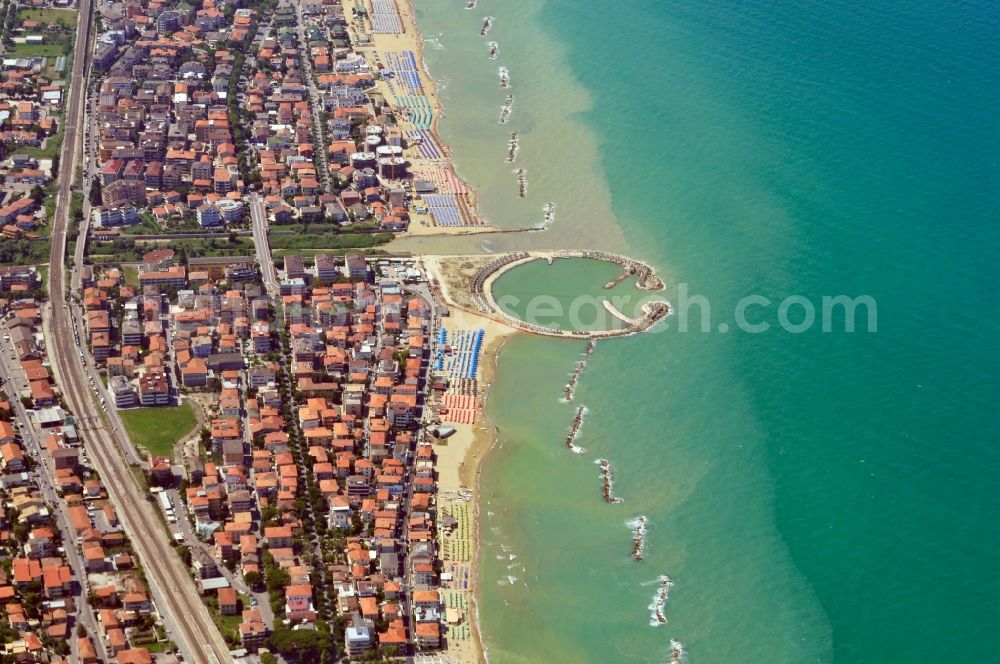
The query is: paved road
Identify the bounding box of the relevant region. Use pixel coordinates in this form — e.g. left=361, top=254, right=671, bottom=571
left=291, top=0, right=332, bottom=192
left=249, top=195, right=279, bottom=296
left=45, top=0, right=233, bottom=661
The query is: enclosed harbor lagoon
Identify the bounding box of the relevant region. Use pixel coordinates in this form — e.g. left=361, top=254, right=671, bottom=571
left=489, top=257, right=642, bottom=333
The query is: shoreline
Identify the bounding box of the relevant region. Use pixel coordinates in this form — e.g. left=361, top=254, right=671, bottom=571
left=430, top=304, right=517, bottom=664
left=464, top=328, right=516, bottom=664
left=361, top=5, right=666, bottom=661
left=387, top=0, right=489, bottom=229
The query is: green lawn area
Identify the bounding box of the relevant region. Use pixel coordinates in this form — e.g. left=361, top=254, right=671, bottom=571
left=7, top=42, right=66, bottom=58
left=120, top=404, right=197, bottom=458
left=21, top=8, right=78, bottom=28
left=268, top=231, right=392, bottom=251
left=123, top=265, right=139, bottom=287
left=272, top=247, right=390, bottom=259
left=14, top=135, right=60, bottom=159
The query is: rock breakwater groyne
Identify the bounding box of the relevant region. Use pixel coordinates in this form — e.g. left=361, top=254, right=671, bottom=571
left=499, top=94, right=514, bottom=124
left=543, top=201, right=556, bottom=226
left=650, top=575, right=672, bottom=625
left=562, top=340, right=595, bottom=401
left=596, top=458, right=624, bottom=503
left=565, top=405, right=587, bottom=453
left=480, top=16, right=493, bottom=36
left=506, top=132, right=519, bottom=162
left=629, top=515, right=648, bottom=561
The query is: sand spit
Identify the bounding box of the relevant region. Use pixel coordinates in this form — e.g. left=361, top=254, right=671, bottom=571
left=596, top=458, right=625, bottom=504
left=515, top=168, right=527, bottom=197
left=565, top=405, right=587, bottom=453
left=629, top=515, right=648, bottom=561
left=498, top=66, right=510, bottom=88
left=650, top=575, right=672, bottom=626
left=488, top=40, right=498, bottom=59
left=499, top=94, right=514, bottom=124
left=481, top=16, right=494, bottom=36
left=506, top=132, right=519, bottom=162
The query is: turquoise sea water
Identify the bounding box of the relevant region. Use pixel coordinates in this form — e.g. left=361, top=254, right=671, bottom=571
left=415, top=1, right=1000, bottom=662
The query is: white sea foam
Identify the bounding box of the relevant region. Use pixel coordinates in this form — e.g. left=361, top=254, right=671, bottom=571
left=669, top=639, right=687, bottom=663
left=648, top=575, right=672, bottom=626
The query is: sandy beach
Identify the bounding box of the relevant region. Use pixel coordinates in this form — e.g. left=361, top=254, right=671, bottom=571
left=427, top=289, right=518, bottom=664
left=342, top=0, right=494, bottom=233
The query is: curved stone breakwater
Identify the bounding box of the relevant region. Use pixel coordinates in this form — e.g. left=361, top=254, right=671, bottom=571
left=481, top=16, right=493, bottom=36
left=590, top=250, right=665, bottom=291
left=629, top=515, right=648, bottom=561
left=460, top=251, right=671, bottom=339
left=596, top=458, right=624, bottom=503
left=565, top=405, right=587, bottom=453
left=650, top=575, right=672, bottom=625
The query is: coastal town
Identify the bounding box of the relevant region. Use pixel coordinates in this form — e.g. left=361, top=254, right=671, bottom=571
left=0, top=0, right=669, bottom=661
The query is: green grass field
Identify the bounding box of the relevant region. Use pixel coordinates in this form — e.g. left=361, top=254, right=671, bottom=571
left=7, top=42, right=66, bottom=58
left=16, top=136, right=60, bottom=160
left=119, top=404, right=197, bottom=458
left=122, top=265, right=139, bottom=287
left=21, top=8, right=78, bottom=28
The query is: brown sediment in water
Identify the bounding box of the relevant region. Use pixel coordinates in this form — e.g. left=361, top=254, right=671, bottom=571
left=596, top=458, right=624, bottom=504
